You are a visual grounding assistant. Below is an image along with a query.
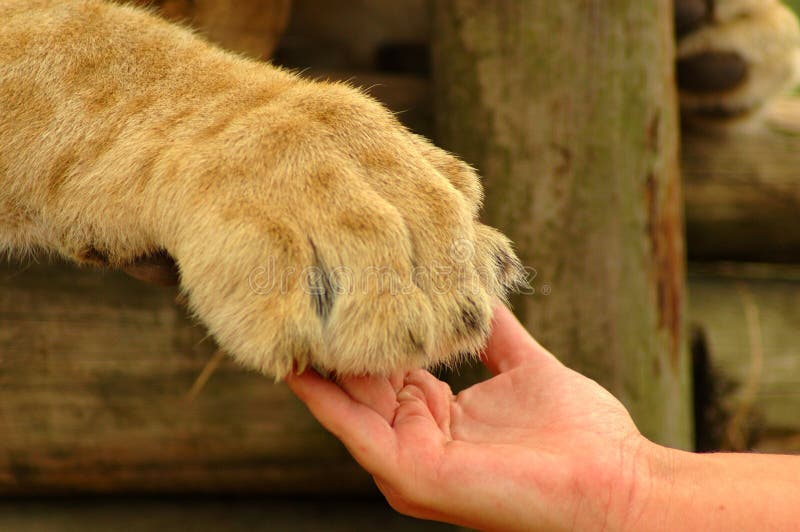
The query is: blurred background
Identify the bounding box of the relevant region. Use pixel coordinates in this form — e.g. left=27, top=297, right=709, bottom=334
left=2, top=0, right=800, bottom=530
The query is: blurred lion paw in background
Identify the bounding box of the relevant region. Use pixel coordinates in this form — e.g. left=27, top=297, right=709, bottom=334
left=675, top=0, right=800, bottom=128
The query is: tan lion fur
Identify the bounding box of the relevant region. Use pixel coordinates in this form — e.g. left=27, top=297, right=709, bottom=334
left=0, top=0, right=523, bottom=378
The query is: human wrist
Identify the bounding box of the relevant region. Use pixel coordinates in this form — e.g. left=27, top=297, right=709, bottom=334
left=632, top=446, right=800, bottom=531
left=597, top=436, right=682, bottom=532
left=613, top=439, right=712, bottom=532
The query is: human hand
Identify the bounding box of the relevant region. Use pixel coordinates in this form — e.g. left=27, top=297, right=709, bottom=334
left=287, top=305, right=659, bottom=531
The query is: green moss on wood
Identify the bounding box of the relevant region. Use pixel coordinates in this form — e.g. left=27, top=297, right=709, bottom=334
left=433, top=0, right=692, bottom=448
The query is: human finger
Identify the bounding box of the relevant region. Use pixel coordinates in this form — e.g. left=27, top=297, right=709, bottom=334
left=481, top=304, right=561, bottom=375
left=339, top=373, right=401, bottom=424
left=403, top=370, right=453, bottom=437
left=285, top=369, right=396, bottom=471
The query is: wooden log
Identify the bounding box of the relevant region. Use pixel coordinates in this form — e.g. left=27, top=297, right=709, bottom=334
left=0, top=261, right=373, bottom=495
left=682, top=98, right=800, bottom=263
left=4, top=259, right=799, bottom=493
left=0, top=496, right=454, bottom=531
left=432, top=0, right=693, bottom=448
left=689, top=263, right=800, bottom=454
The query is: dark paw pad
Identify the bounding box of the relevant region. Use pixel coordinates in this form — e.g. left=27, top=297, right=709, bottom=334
left=677, top=51, right=748, bottom=94
left=77, top=246, right=110, bottom=266
left=122, top=250, right=180, bottom=286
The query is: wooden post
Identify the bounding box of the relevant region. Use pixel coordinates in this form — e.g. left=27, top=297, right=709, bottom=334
left=433, top=0, right=693, bottom=448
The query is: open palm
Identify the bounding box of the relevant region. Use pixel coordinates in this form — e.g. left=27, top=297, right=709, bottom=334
left=287, top=306, right=651, bottom=531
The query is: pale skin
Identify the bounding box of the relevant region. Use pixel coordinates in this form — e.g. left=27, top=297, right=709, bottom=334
left=287, top=305, right=800, bottom=531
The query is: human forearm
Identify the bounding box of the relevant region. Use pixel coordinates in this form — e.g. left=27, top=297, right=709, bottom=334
left=631, top=445, right=800, bottom=531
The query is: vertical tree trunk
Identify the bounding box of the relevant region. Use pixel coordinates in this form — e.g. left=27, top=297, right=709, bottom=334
left=433, top=0, right=692, bottom=448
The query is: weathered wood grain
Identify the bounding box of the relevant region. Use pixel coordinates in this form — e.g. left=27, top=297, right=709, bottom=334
left=433, top=0, right=693, bottom=448
left=682, top=100, right=800, bottom=263
left=0, top=261, right=373, bottom=495
left=689, top=263, right=800, bottom=453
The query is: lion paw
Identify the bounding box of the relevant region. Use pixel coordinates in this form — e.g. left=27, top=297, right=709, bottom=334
left=675, top=0, right=800, bottom=124
left=1, top=1, right=523, bottom=380
left=167, top=82, right=524, bottom=378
